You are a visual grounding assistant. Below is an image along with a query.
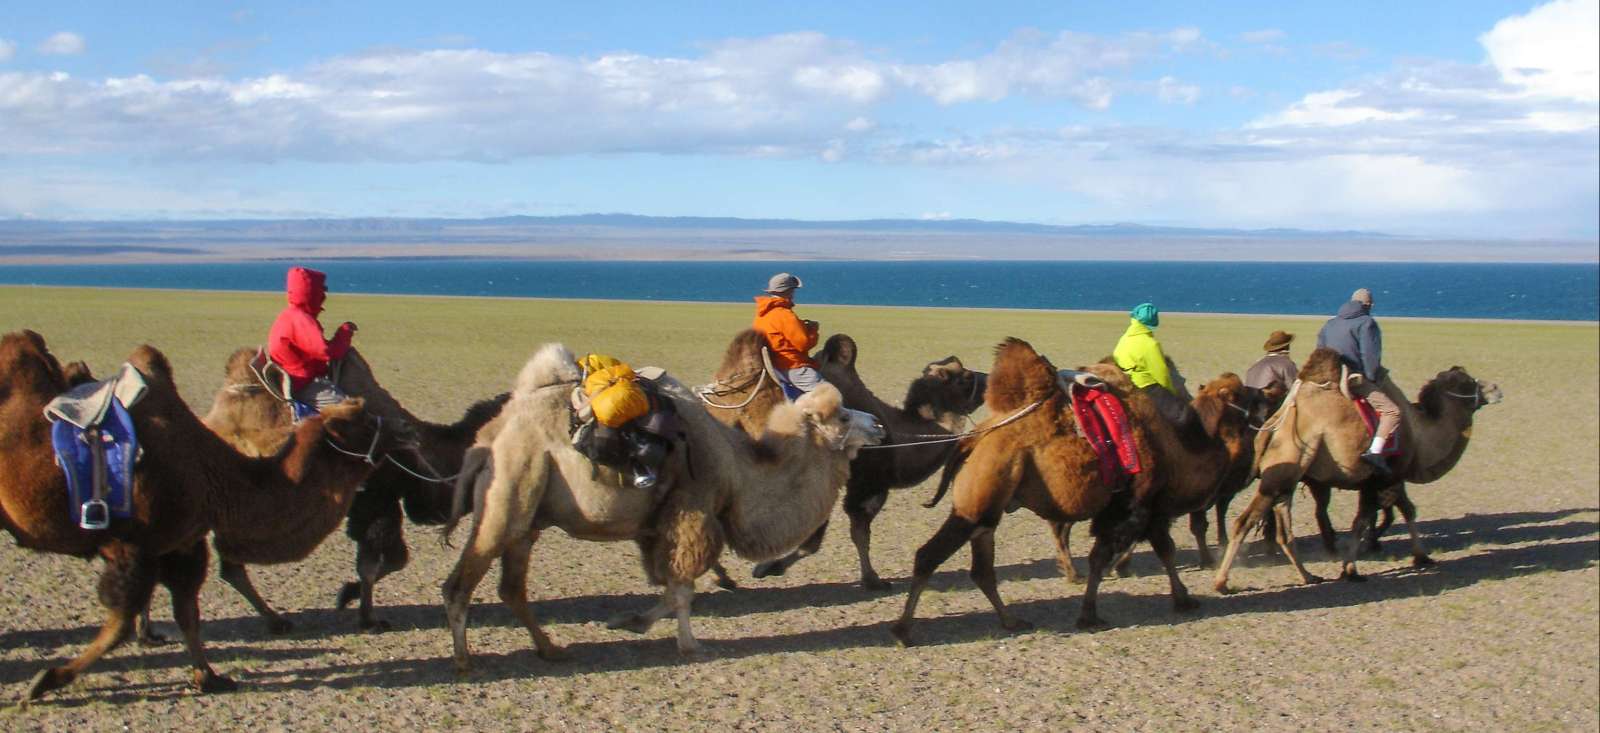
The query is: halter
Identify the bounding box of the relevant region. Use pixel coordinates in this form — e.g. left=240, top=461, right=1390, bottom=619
left=1443, top=387, right=1482, bottom=409
left=324, top=415, right=385, bottom=466
left=1224, top=400, right=1265, bottom=431
left=858, top=398, right=1044, bottom=450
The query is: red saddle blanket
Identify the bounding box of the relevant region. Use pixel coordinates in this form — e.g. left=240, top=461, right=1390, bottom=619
left=1070, top=386, right=1142, bottom=486
left=1354, top=398, right=1402, bottom=456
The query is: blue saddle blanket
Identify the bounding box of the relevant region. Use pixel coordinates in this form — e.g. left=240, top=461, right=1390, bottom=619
left=51, top=397, right=139, bottom=525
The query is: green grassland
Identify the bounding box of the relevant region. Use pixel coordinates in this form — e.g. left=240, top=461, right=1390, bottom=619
left=2, top=285, right=1597, bottom=730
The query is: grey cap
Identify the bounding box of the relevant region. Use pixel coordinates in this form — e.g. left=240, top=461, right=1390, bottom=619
left=1351, top=288, right=1373, bottom=306
left=765, top=272, right=802, bottom=294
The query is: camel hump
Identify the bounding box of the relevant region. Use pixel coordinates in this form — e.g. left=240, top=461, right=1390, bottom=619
left=126, top=344, right=175, bottom=384
left=986, top=337, right=1057, bottom=413
left=1299, top=348, right=1344, bottom=384
left=718, top=329, right=768, bottom=374
left=817, top=334, right=858, bottom=371
left=223, top=346, right=259, bottom=384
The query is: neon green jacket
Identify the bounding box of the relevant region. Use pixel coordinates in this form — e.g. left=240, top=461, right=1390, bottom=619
left=1113, top=318, right=1174, bottom=393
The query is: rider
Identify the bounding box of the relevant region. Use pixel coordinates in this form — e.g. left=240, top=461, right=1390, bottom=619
left=1244, top=330, right=1298, bottom=391
left=1316, top=288, right=1400, bottom=474
left=268, top=266, right=358, bottom=408
left=753, top=272, right=827, bottom=394
left=1113, top=302, right=1194, bottom=429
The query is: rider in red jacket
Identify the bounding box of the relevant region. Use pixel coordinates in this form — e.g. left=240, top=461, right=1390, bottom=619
left=268, top=266, right=357, bottom=407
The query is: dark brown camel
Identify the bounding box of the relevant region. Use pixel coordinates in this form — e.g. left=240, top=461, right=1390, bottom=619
left=1213, top=348, right=1501, bottom=592
left=1187, top=379, right=1286, bottom=568
left=894, top=339, right=1260, bottom=644
left=745, top=334, right=987, bottom=589
left=0, top=331, right=408, bottom=700
left=203, top=346, right=507, bottom=632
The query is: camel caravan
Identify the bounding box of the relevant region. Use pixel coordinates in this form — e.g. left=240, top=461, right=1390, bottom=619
left=0, top=270, right=1503, bottom=700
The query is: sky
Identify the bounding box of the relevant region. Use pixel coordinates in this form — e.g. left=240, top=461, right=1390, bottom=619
left=1, top=1, right=1597, bottom=239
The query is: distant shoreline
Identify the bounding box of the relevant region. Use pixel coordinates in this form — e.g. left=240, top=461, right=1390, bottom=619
left=5, top=284, right=1593, bottom=327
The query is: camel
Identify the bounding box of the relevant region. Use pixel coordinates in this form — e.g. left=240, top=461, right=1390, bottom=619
left=1187, top=379, right=1287, bottom=568
left=711, top=333, right=988, bottom=589
left=0, top=330, right=409, bottom=699
left=1212, top=347, right=1502, bottom=593
left=892, top=338, right=1260, bottom=644
left=439, top=343, right=883, bottom=669
left=201, top=346, right=508, bottom=631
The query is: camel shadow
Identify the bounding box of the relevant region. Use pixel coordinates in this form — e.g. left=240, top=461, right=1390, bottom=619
left=0, top=644, right=335, bottom=698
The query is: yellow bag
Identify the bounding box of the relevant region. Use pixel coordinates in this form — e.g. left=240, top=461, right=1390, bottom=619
left=580, top=355, right=650, bottom=428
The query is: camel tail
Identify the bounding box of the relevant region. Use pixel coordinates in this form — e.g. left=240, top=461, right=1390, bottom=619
left=922, top=443, right=971, bottom=508
left=440, top=445, right=492, bottom=547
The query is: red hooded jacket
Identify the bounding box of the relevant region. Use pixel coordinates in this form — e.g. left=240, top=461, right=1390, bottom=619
left=268, top=267, right=355, bottom=391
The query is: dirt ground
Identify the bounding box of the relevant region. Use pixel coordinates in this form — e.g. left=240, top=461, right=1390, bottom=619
left=2, top=288, right=1596, bottom=731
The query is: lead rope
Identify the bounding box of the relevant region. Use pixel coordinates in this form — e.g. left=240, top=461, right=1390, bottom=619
left=858, top=398, right=1044, bottom=451
left=696, top=368, right=768, bottom=410
left=325, top=415, right=384, bottom=465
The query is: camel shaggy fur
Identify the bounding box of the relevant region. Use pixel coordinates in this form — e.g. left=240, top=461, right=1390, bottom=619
left=1213, top=347, right=1502, bottom=592
left=440, top=343, right=882, bottom=670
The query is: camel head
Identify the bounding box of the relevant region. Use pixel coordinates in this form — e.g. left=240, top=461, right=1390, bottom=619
left=1418, top=366, right=1503, bottom=417
left=316, top=398, right=420, bottom=464
left=1195, top=372, right=1257, bottom=436
left=909, top=355, right=987, bottom=421
left=768, top=384, right=885, bottom=456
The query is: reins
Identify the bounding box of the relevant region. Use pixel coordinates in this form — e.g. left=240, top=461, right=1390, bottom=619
left=858, top=398, right=1044, bottom=451
left=325, top=415, right=385, bottom=466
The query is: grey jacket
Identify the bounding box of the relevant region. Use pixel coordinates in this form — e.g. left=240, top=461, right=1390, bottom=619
left=1244, top=352, right=1297, bottom=390
left=1316, top=300, right=1383, bottom=381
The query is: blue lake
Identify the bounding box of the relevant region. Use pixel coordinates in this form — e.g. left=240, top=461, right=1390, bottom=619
left=2, top=260, right=1595, bottom=321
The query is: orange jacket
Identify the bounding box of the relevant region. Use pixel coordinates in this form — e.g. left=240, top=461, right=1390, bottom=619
left=753, top=295, right=818, bottom=370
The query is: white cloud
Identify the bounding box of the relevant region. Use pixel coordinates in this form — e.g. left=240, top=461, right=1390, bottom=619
left=1156, top=76, right=1200, bottom=104
left=0, top=39, right=15, bottom=62
left=38, top=32, right=85, bottom=56
left=1240, top=29, right=1286, bottom=44
left=1480, top=0, right=1599, bottom=102
left=919, top=211, right=954, bottom=220
left=1249, top=89, right=1426, bottom=127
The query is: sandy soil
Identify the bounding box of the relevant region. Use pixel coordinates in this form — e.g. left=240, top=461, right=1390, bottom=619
left=2, top=289, right=1595, bottom=731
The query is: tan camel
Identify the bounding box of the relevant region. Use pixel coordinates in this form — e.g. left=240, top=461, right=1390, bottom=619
left=0, top=331, right=409, bottom=699
left=895, top=340, right=1261, bottom=644
left=201, top=346, right=506, bottom=632
left=440, top=343, right=883, bottom=670
left=1213, top=347, right=1502, bottom=592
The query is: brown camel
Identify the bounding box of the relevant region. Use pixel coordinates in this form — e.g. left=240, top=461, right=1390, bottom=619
left=0, top=331, right=409, bottom=700
left=1187, top=379, right=1287, bottom=568
left=718, top=333, right=988, bottom=589
left=892, top=339, right=1261, bottom=644
left=202, top=346, right=508, bottom=631
left=1213, top=348, right=1502, bottom=592
left=440, top=343, right=883, bottom=669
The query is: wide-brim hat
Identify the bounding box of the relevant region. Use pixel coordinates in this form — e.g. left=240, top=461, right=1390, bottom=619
left=1263, top=330, right=1293, bottom=352
left=765, top=272, right=802, bottom=294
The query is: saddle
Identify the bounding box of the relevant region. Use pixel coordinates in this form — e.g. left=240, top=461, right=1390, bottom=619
left=572, top=357, right=686, bottom=490
left=1059, top=370, right=1142, bottom=487
left=761, top=347, right=805, bottom=401
left=1354, top=398, right=1402, bottom=456
left=43, top=364, right=148, bottom=530
left=248, top=348, right=319, bottom=422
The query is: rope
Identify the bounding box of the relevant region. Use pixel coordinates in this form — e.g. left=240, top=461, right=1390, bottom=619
left=384, top=450, right=460, bottom=484
left=859, top=398, right=1043, bottom=451
left=696, top=368, right=768, bottom=410
left=324, top=415, right=384, bottom=465
left=1444, top=389, right=1481, bottom=408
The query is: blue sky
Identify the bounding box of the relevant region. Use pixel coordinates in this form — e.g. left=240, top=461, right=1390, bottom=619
left=2, top=1, right=1596, bottom=239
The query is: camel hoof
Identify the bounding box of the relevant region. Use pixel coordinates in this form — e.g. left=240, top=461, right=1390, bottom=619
left=675, top=640, right=704, bottom=656
left=889, top=622, right=915, bottom=648
left=195, top=671, right=238, bottom=694
left=138, top=629, right=171, bottom=647
left=265, top=617, right=294, bottom=635
left=1338, top=570, right=1365, bottom=583
left=360, top=619, right=393, bottom=634
left=1305, top=574, right=1327, bottom=585
left=750, top=561, right=787, bottom=579
left=860, top=577, right=892, bottom=591
left=24, top=668, right=71, bottom=701
left=536, top=644, right=571, bottom=662
left=714, top=576, right=739, bottom=591
left=336, top=582, right=361, bottom=610
left=1412, top=554, right=1436, bottom=567
left=606, top=613, right=653, bottom=635
left=1001, top=617, right=1034, bottom=633
left=1174, top=596, right=1202, bottom=613
left=1075, top=615, right=1109, bottom=632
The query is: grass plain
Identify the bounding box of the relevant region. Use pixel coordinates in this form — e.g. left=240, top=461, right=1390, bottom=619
left=1, top=285, right=1596, bottom=731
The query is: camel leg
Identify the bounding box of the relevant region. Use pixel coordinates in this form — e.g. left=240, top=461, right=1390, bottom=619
left=498, top=532, right=568, bottom=661
left=1213, top=490, right=1273, bottom=594
left=444, top=450, right=546, bottom=673
left=135, top=608, right=168, bottom=646
left=752, top=520, right=827, bottom=580
left=1190, top=510, right=1214, bottom=570
left=668, top=582, right=701, bottom=654
left=1307, top=482, right=1337, bottom=556
left=218, top=560, right=292, bottom=635
left=1270, top=500, right=1324, bottom=585
left=890, top=514, right=979, bottom=647
left=26, top=547, right=157, bottom=700
left=158, top=540, right=236, bottom=693
left=1338, top=489, right=1379, bottom=582
left=1148, top=520, right=1199, bottom=612
left=338, top=509, right=408, bottom=631
left=1048, top=520, right=1082, bottom=584
left=1076, top=534, right=1116, bottom=630
left=1367, top=505, right=1397, bottom=553
left=969, top=527, right=1031, bottom=632
left=708, top=562, right=738, bottom=591
left=1391, top=486, right=1433, bottom=566
left=1112, top=544, right=1136, bottom=579
left=849, top=503, right=892, bottom=590
left=606, top=596, right=675, bottom=634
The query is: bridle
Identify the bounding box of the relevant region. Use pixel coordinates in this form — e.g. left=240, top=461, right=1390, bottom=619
left=325, top=415, right=386, bottom=466
left=1443, top=386, right=1483, bottom=409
